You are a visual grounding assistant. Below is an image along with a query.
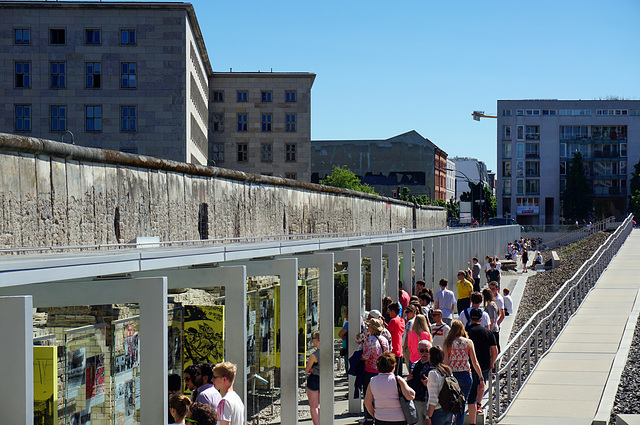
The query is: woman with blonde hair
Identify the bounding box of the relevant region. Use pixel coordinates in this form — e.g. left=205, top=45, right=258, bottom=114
left=169, top=394, right=191, bottom=424
left=443, top=320, right=483, bottom=425
left=407, top=314, right=432, bottom=365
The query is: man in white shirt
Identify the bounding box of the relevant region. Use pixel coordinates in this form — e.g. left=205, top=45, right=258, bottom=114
left=429, top=309, right=450, bottom=349
left=489, top=282, right=506, bottom=352
left=433, top=279, right=455, bottom=326
left=213, top=362, right=245, bottom=425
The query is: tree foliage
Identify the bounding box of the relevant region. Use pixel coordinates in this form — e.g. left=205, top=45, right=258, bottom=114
left=628, top=159, right=640, bottom=217
left=395, top=186, right=459, bottom=219
left=562, top=152, right=593, bottom=222
left=320, top=165, right=378, bottom=195
left=460, top=182, right=496, bottom=223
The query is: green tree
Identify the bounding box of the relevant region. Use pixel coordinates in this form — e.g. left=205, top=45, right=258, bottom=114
left=562, top=152, right=593, bottom=223
left=320, top=165, right=378, bottom=195
left=628, top=159, right=640, bottom=217
left=446, top=199, right=459, bottom=219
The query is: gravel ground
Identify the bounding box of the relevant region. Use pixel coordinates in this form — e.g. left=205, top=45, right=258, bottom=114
left=509, top=231, right=610, bottom=339
left=610, top=313, right=640, bottom=423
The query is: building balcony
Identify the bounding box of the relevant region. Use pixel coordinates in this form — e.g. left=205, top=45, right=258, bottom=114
left=525, top=134, right=540, bottom=140
left=525, top=171, right=540, bottom=177
left=593, top=186, right=627, bottom=197
left=525, top=153, right=540, bottom=159
left=593, top=151, right=624, bottom=159
left=525, top=190, right=540, bottom=196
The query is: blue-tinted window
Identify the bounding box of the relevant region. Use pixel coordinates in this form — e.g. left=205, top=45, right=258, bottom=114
left=285, top=90, right=296, bottom=102
left=286, top=114, right=296, bottom=132
left=237, top=114, right=248, bottom=132
left=51, top=62, right=66, bottom=88
left=51, top=105, right=66, bottom=132
left=261, top=91, right=272, bottom=102
left=121, top=106, right=137, bottom=131
left=237, top=91, right=248, bottom=102
left=261, top=114, right=272, bottom=132
left=15, top=29, right=30, bottom=44
left=15, top=105, right=31, bottom=132
left=86, top=62, right=101, bottom=88
left=50, top=28, right=65, bottom=45
left=121, top=62, right=136, bottom=88
left=121, top=29, right=136, bottom=45
left=86, top=106, right=102, bottom=131
left=15, top=62, right=30, bottom=88
left=85, top=29, right=100, bottom=44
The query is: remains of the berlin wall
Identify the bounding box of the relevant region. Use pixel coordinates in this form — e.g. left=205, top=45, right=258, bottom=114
left=0, top=133, right=447, bottom=249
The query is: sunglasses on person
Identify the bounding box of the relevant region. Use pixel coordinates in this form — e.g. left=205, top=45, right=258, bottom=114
left=418, top=348, right=429, bottom=353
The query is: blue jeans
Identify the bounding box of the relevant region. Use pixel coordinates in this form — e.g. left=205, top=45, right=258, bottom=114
left=452, top=371, right=472, bottom=425
left=431, top=407, right=454, bottom=425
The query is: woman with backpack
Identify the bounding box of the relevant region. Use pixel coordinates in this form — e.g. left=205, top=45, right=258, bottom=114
left=362, top=318, right=390, bottom=424
left=442, top=321, right=483, bottom=425
left=425, top=346, right=454, bottom=425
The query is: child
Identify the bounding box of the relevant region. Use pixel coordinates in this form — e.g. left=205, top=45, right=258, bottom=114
left=503, top=288, right=513, bottom=316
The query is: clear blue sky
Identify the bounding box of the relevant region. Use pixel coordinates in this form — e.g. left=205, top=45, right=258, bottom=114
left=187, top=0, right=640, bottom=171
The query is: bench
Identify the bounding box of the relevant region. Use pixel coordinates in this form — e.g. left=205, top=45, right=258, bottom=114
left=501, top=260, right=517, bottom=271
left=551, top=251, right=561, bottom=269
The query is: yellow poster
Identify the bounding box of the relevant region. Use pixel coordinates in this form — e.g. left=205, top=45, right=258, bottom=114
left=183, top=305, right=225, bottom=370
left=34, top=346, right=57, bottom=425
left=274, top=284, right=307, bottom=368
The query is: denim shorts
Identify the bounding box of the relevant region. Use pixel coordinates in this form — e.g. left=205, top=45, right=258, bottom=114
left=306, top=373, right=319, bottom=391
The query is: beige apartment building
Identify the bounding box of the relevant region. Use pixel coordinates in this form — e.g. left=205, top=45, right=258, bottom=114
left=209, top=72, right=315, bottom=180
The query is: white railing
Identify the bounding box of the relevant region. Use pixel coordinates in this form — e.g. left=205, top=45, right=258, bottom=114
left=543, top=216, right=616, bottom=248
left=487, top=214, right=633, bottom=423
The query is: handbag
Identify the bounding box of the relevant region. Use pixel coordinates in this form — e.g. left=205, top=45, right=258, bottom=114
left=395, top=376, right=418, bottom=424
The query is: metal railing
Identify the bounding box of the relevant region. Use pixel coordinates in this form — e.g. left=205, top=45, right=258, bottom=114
left=487, top=214, right=633, bottom=423
left=542, top=216, right=616, bottom=248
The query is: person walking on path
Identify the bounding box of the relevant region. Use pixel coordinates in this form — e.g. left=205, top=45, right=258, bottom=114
left=434, top=279, right=455, bottom=326
left=430, top=309, right=450, bottom=349
left=521, top=248, right=529, bottom=273
left=465, top=309, right=498, bottom=425
left=407, top=339, right=434, bottom=424
left=443, top=321, right=483, bottom=425
left=470, top=258, right=482, bottom=292
left=362, top=318, right=391, bottom=424
left=364, top=352, right=415, bottom=425
left=488, top=282, right=505, bottom=352
left=194, top=363, right=222, bottom=409
left=426, top=346, right=454, bottom=425
left=303, top=332, right=320, bottom=425
left=387, top=302, right=406, bottom=376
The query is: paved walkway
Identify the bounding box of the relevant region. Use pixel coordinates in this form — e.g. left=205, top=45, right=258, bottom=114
left=500, top=229, right=640, bottom=425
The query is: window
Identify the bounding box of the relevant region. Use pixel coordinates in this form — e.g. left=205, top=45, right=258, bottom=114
left=502, top=180, right=511, bottom=196
left=15, top=105, right=31, bottom=132
left=502, top=161, right=512, bottom=177
left=516, top=125, right=524, bottom=141
left=502, top=109, right=511, bottom=117
left=559, top=109, right=591, bottom=116
left=516, top=109, right=524, bottom=116
left=516, top=179, right=524, bottom=195
left=560, top=126, right=588, bottom=140
left=237, top=114, right=247, bottom=132
left=49, top=29, right=65, bottom=45
left=15, top=62, right=30, bottom=88
left=502, top=143, right=512, bottom=159
left=237, top=91, right=248, bottom=102
left=86, top=62, right=101, bottom=88
left=525, top=143, right=539, bottom=158
left=542, top=109, right=557, bottom=116
left=121, top=62, right=136, bottom=88
left=15, top=29, right=30, bottom=44
left=261, top=114, right=272, bottom=132
left=50, top=105, right=66, bottom=131
left=560, top=162, right=566, bottom=175
left=516, top=160, right=525, bottom=177
left=85, top=29, right=101, bottom=45
left=86, top=106, right=102, bottom=131
left=121, top=106, right=136, bottom=131
left=212, top=143, right=224, bottom=163
left=621, top=143, right=627, bottom=157
left=525, top=161, right=540, bottom=177
left=286, top=114, right=297, bottom=132
left=620, top=161, right=627, bottom=175
left=237, top=144, right=248, bottom=162
left=285, top=173, right=297, bottom=179
left=261, top=143, right=273, bottom=162
left=596, top=109, right=627, bottom=116
left=559, top=143, right=567, bottom=158
left=285, top=90, right=297, bottom=102
left=516, top=143, right=524, bottom=159
left=502, top=125, right=511, bottom=140
left=285, top=144, right=297, bottom=162
left=525, top=109, right=540, bottom=116
left=213, top=91, right=224, bottom=102
left=50, top=62, right=66, bottom=88
left=212, top=113, right=224, bottom=132
left=121, top=29, right=135, bottom=45
left=261, top=91, right=272, bottom=102
left=525, top=125, right=539, bottom=140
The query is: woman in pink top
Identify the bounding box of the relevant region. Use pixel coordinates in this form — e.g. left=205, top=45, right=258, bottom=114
left=407, top=314, right=432, bottom=365
left=443, top=320, right=482, bottom=425
left=365, top=352, right=415, bottom=425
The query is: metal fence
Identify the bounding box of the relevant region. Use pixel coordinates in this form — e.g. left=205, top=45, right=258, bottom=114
left=541, top=216, right=616, bottom=248
left=487, top=213, right=633, bottom=423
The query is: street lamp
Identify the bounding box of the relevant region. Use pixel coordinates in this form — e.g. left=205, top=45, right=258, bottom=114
left=444, top=168, right=478, bottom=223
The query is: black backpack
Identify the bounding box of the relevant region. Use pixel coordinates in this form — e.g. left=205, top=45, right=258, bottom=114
left=438, top=372, right=466, bottom=415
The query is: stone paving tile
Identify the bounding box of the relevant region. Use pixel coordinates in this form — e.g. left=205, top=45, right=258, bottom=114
left=515, top=383, right=604, bottom=401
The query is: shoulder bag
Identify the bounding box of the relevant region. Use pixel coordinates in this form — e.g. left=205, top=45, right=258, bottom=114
left=395, top=376, right=418, bottom=424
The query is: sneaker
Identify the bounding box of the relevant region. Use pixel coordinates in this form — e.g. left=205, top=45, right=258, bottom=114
left=477, top=406, right=483, bottom=414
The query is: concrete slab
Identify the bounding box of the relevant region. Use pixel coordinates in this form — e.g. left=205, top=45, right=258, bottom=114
left=499, top=416, right=594, bottom=425
left=551, top=342, right=620, bottom=353
left=616, top=414, right=640, bottom=425
left=525, top=370, right=609, bottom=386
left=505, top=399, right=596, bottom=418
left=515, top=383, right=605, bottom=401
left=556, top=332, right=624, bottom=343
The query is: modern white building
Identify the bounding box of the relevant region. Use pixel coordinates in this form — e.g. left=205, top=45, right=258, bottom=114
left=446, top=158, right=456, bottom=201
left=450, top=157, right=489, bottom=200
left=497, top=99, right=640, bottom=225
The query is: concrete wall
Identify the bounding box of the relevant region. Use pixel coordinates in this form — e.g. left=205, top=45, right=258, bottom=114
left=0, top=133, right=446, bottom=249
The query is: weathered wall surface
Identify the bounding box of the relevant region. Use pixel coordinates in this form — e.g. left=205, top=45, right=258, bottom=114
left=0, top=134, right=446, bottom=248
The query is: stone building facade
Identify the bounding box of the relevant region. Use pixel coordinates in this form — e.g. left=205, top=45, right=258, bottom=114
left=208, top=72, right=315, bottom=181
left=0, top=1, right=212, bottom=165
